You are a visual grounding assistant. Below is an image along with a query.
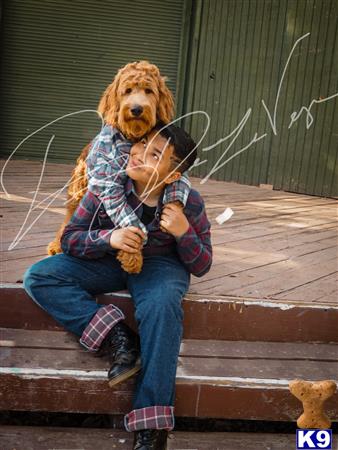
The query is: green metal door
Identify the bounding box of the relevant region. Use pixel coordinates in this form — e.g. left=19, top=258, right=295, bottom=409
left=182, top=0, right=338, bottom=198
left=0, top=0, right=189, bottom=162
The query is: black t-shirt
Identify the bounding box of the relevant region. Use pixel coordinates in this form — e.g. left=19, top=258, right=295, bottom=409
left=141, top=203, right=157, bottom=225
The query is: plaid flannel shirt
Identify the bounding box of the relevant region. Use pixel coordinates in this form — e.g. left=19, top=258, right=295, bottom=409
left=60, top=177, right=212, bottom=277
left=85, top=124, right=192, bottom=242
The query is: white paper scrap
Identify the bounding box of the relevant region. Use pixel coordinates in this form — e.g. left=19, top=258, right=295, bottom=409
left=216, top=207, right=234, bottom=224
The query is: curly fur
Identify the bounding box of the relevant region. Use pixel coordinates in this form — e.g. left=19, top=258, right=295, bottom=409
left=116, top=250, right=143, bottom=274
left=98, top=61, right=174, bottom=140
left=47, top=61, right=175, bottom=274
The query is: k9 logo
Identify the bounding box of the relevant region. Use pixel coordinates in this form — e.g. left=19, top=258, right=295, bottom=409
left=296, top=429, right=332, bottom=449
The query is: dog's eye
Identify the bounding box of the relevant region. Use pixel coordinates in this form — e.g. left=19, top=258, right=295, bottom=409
left=125, top=88, right=132, bottom=94
left=145, top=88, right=153, bottom=94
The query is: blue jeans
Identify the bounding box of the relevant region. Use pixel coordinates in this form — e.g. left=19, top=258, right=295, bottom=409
left=23, top=253, right=190, bottom=411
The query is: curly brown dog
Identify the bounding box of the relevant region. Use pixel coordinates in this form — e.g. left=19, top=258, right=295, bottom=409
left=47, top=61, right=175, bottom=273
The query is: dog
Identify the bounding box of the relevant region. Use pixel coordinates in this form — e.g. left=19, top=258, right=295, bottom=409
left=47, top=61, right=175, bottom=271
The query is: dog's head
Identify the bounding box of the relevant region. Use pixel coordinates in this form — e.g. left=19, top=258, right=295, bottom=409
left=97, top=61, right=174, bottom=141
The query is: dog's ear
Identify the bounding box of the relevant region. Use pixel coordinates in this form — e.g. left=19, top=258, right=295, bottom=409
left=157, top=76, right=175, bottom=124
left=97, top=73, right=121, bottom=125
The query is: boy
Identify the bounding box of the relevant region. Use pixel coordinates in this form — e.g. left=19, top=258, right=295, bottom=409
left=85, top=120, right=191, bottom=253
left=23, top=124, right=212, bottom=449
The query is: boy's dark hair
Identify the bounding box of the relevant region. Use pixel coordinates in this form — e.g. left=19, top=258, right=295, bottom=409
left=153, top=122, right=197, bottom=173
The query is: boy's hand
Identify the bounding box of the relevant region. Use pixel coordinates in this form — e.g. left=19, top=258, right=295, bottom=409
left=109, top=226, right=146, bottom=253
left=160, top=203, right=190, bottom=238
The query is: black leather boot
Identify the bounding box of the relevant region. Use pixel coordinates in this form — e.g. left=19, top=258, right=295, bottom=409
left=133, top=429, right=168, bottom=450
left=99, top=321, right=141, bottom=387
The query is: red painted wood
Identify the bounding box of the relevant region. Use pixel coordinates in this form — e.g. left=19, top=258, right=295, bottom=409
left=1, top=286, right=338, bottom=343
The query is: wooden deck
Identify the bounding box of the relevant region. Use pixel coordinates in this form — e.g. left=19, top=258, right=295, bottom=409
left=1, top=159, right=337, bottom=306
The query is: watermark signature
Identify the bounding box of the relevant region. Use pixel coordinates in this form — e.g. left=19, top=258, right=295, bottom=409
left=1, top=32, right=337, bottom=250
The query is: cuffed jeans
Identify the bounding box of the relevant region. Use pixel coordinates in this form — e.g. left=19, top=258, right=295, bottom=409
left=23, top=252, right=190, bottom=431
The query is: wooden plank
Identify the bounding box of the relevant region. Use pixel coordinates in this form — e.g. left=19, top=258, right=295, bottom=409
left=275, top=273, right=338, bottom=302
left=180, top=339, right=338, bottom=362
left=225, top=259, right=337, bottom=298
left=2, top=346, right=337, bottom=380
left=209, top=222, right=337, bottom=254
left=194, top=229, right=338, bottom=288
left=1, top=286, right=338, bottom=343
left=1, top=257, right=49, bottom=277
left=208, top=216, right=337, bottom=241
left=206, top=204, right=338, bottom=223
left=1, top=207, right=65, bottom=219
left=1, top=328, right=338, bottom=362
left=197, top=248, right=337, bottom=296
left=210, top=217, right=337, bottom=245
left=211, top=220, right=337, bottom=241
left=0, top=426, right=297, bottom=450
left=1, top=359, right=337, bottom=420
left=0, top=238, right=55, bottom=252
left=1, top=247, right=51, bottom=263
left=1, top=213, right=65, bottom=229
left=1, top=199, right=66, bottom=212
left=192, top=233, right=337, bottom=287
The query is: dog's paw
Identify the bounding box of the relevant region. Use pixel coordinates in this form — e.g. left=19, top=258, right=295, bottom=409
left=117, top=250, right=143, bottom=274
left=47, top=241, right=62, bottom=256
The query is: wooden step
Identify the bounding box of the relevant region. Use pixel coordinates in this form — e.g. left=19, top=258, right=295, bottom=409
left=0, top=425, right=297, bottom=450
left=0, top=328, right=337, bottom=421
left=1, top=284, right=338, bottom=343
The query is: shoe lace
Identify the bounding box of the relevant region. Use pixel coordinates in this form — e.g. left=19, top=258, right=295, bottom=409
left=107, top=323, right=138, bottom=359
left=111, top=325, right=130, bottom=346
left=138, top=428, right=158, bottom=445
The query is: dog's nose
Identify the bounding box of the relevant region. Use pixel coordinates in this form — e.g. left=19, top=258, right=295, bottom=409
left=131, top=105, right=143, bottom=117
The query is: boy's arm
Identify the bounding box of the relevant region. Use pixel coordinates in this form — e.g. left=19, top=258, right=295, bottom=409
left=175, top=192, right=212, bottom=277
left=163, top=170, right=191, bottom=206
left=60, top=191, right=114, bottom=259
left=86, top=130, right=148, bottom=239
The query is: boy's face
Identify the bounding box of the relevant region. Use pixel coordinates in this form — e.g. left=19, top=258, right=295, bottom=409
left=126, top=130, right=181, bottom=187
